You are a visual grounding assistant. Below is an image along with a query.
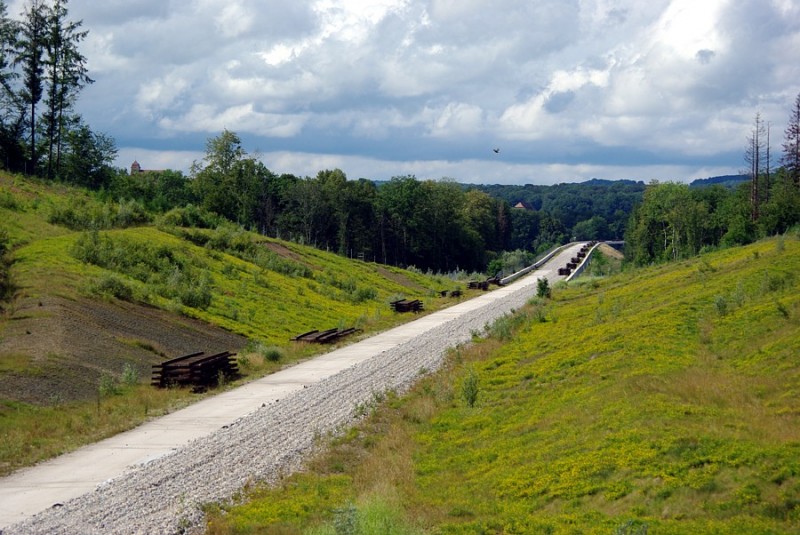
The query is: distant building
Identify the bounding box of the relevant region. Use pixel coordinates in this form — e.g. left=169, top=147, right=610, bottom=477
left=130, top=160, right=165, bottom=175
left=512, top=201, right=534, bottom=210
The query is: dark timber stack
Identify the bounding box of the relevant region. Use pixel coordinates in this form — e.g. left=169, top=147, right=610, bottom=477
left=151, top=351, right=239, bottom=389
left=291, top=327, right=361, bottom=343
left=390, top=299, right=424, bottom=313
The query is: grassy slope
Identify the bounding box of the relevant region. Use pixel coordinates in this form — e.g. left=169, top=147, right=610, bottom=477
left=209, top=236, right=800, bottom=534
left=0, top=173, right=467, bottom=475
left=0, top=173, right=456, bottom=345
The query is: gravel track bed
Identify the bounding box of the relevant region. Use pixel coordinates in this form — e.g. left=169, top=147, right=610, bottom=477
left=6, top=272, right=555, bottom=535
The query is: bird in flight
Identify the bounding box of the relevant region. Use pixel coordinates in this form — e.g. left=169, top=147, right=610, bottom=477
left=493, top=148, right=500, bottom=154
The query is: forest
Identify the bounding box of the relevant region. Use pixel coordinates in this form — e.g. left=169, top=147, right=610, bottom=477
left=625, top=97, right=800, bottom=265
left=1, top=0, right=799, bottom=274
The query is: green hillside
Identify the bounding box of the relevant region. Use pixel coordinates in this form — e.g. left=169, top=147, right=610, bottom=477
left=0, top=173, right=469, bottom=475
left=208, top=235, right=800, bottom=534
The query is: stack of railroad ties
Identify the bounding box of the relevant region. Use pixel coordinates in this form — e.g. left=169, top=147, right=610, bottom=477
left=389, top=298, right=424, bottom=313
left=290, top=327, right=362, bottom=343
left=151, top=350, right=239, bottom=391
left=558, top=241, right=598, bottom=276
left=467, top=274, right=503, bottom=291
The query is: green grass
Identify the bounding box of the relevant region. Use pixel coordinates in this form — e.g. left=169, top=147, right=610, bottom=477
left=0, top=172, right=475, bottom=475
left=207, top=236, right=800, bottom=534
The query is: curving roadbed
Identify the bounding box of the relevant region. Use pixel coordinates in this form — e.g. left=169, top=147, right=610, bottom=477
left=1, top=243, right=588, bottom=535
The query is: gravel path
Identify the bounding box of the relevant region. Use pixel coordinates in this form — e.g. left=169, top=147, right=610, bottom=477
left=4, top=248, right=578, bottom=535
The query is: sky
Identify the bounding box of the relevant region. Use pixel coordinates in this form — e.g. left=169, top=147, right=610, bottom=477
left=9, top=0, right=800, bottom=185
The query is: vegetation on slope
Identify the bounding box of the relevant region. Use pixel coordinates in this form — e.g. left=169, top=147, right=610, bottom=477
left=207, top=234, right=800, bottom=534
left=0, top=172, right=472, bottom=476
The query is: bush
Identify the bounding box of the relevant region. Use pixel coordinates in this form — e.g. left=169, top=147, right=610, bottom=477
left=714, top=295, right=728, bottom=316
left=254, top=343, right=283, bottom=363
left=461, top=367, right=480, bottom=408
left=121, top=363, right=139, bottom=387
left=0, top=229, right=12, bottom=304
left=99, top=373, right=121, bottom=397
left=49, top=199, right=151, bottom=230
left=91, top=274, right=134, bottom=301
left=159, top=204, right=222, bottom=229
left=0, top=190, right=21, bottom=210
left=71, top=232, right=214, bottom=310
left=350, top=286, right=377, bottom=304
left=114, top=199, right=150, bottom=227
left=537, top=277, right=551, bottom=299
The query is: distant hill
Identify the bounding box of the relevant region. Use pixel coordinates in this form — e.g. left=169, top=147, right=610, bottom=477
left=689, top=174, right=749, bottom=188
left=473, top=179, right=647, bottom=240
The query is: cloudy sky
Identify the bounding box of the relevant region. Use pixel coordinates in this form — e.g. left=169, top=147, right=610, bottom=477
left=9, top=0, right=800, bottom=184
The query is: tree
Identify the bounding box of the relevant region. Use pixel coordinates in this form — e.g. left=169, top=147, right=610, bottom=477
left=572, top=215, right=610, bottom=241
left=376, top=176, right=423, bottom=267
left=190, top=129, right=246, bottom=223
left=782, top=92, right=800, bottom=188
left=13, top=0, right=47, bottom=175
left=0, top=0, right=25, bottom=172
left=42, top=0, right=91, bottom=179
left=624, top=182, right=710, bottom=264
left=758, top=168, right=800, bottom=236
left=744, top=112, right=768, bottom=221
left=61, top=121, right=116, bottom=188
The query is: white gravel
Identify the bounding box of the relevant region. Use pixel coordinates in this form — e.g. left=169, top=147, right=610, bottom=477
left=4, top=265, right=567, bottom=535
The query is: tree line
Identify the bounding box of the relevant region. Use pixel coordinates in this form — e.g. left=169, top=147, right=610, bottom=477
left=3, top=0, right=797, bottom=274
left=108, top=130, right=656, bottom=274
left=625, top=92, right=800, bottom=265
left=0, top=0, right=110, bottom=183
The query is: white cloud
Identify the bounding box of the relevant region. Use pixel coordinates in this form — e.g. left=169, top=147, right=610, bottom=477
left=214, top=1, right=254, bottom=38
left=428, top=102, right=485, bottom=137
left=159, top=104, right=308, bottom=137
left=54, top=0, right=796, bottom=184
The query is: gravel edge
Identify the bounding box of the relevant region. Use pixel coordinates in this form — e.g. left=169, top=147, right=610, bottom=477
left=6, top=271, right=556, bottom=535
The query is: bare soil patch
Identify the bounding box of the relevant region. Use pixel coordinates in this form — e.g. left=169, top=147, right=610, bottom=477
left=0, top=295, right=247, bottom=405
left=262, top=242, right=318, bottom=269
left=375, top=266, right=426, bottom=292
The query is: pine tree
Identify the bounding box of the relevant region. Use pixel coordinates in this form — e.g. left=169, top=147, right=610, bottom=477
left=782, top=92, right=800, bottom=188
left=13, top=0, right=47, bottom=175
left=0, top=1, right=25, bottom=172
left=745, top=113, right=766, bottom=221
left=42, top=0, right=91, bottom=179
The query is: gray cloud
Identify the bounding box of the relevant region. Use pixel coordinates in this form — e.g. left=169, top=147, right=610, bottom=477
left=21, top=0, right=790, bottom=183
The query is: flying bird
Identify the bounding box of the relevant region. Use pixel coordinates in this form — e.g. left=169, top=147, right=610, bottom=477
left=493, top=148, right=500, bottom=154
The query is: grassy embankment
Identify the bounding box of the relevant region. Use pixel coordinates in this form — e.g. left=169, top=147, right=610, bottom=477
left=207, top=235, right=800, bottom=534
left=0, top=173, right=472, bottom=476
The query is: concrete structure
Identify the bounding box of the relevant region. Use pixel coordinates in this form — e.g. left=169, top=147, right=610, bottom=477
left=0, top=243, right=587, bottom=529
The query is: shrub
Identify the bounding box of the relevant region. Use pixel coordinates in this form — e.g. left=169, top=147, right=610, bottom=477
left=714, top=295, right=728, bottom=316
left=49, top=199, right=150, bottom=230
left=99, top=373, right=121, bottom=397
left=71, top=232, right=214, bottom=310
left=461, top=367, right=480, bottom=408
left=159, top=204, right=222, bottom=228
left=250, top=248, right=312, bottom=278
left=114, top=199, right=150, bottom=227
left=121, top=363, right=139, bottom=387
left=537, top=277, right=551, bottom=299
left=0, top=229, right=13, bottom=304
left=91, top=274, right=134, bottom=301
left=0, top=190, right=21, bottom=210
left=350, top=286, right=377, bottom=304
left=256, top=344, right=283, bottom=363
